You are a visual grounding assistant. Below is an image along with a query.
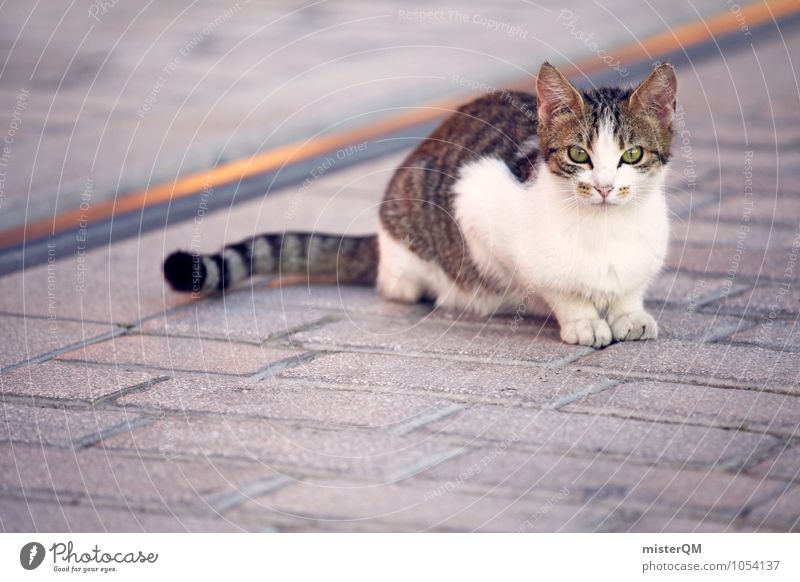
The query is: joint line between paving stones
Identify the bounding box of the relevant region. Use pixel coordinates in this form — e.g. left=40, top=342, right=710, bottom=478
left=703, top=318, right=760, bottom=344
left=719, top=437, right=794, bottom=473
left=0, top=327, right=129, bottom=374
left=698, top=305, right=799, bottom=321
left=71, top=416, right=154, bottom=449
left=207, top=476, right=293, bottom=513
left=249, top=351, right=322, bottom=381
left=388, top=402, right=465, bottom=436
left=694, top=283, right=753, bottom=308
left=562, top=363, right=800, bottom=397
left=263, top=313, right=343, bottom=345
left=545, top=378, right=621, bottom=410
left=675, top=266, right=790, bottom=287
left=292, top=341, right=593, bottom=370
left=91, top=376, right=172, bottom=406
left=736, top=481, right=798, bottom=521
left=560, top=405, right=800, bottom=442
left=416, top=431, right=797, bottom=481
left=54, top=358, right=250, bottom=378
left=135, top=329, right=264, bottom=346
left=0, top=311, right=125, bottom=327
left=128, top=294, right=217, bottom=330
left=385, top=447, right=465, bottom=483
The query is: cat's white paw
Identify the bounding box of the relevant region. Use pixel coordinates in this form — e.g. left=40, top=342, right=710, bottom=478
left=560, top=318, right=612, bottom=348
left=609, top=311, right=658, bottom=341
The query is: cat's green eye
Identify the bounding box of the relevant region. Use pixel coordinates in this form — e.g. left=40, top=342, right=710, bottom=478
left=621, top=146, right=644, bottom=164
left=568, top=145, right=589, bottom=164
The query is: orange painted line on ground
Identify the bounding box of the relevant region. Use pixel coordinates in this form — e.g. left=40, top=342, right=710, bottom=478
left=1, top=0, right=796, bottom=250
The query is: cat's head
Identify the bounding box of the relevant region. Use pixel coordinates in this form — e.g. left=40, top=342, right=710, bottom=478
left=536, top=62, right=676, bottom=206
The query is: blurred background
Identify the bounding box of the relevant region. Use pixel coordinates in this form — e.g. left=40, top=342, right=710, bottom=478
left=0, top=0, right=737, bottom=234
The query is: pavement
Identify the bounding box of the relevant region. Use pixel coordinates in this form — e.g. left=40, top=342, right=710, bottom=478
left=1, top=4, right=800, bottom=532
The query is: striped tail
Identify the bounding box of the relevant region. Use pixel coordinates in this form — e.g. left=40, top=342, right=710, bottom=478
left=163, top=232, right=378, bottom=294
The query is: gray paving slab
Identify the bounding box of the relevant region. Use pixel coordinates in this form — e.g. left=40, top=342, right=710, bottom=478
left=0, top=315, right=114, bottom=370
left=564, top=380, right=800, bottom=438
left=230, top=477, right=616, bottom=532
left=0, top=496, right=242, bottom=533
left=0, top=360, right=158, bottom=402
left=117, top=374, right=463, bottom=430
left=290, top=315, right=586, bottom=365
left=0, top=443, right=281, bottom=512
left=420, top=447, right=783, bottom=521
left=99, top=414, right=465, bottom=480
left=57, top=333, right=303, bottom=376
left=575, top=340, right=800, bottom=393
left=422, top=405, right=781, bottom=470
left=1, top=403, right=144, bottom=448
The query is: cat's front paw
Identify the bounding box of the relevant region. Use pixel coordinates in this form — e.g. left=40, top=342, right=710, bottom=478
left=609, top=311, right=658, bottom=341
left=560, top=318, right=612, bottom=348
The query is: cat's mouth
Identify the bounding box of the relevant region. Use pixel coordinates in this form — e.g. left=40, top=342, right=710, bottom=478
left=576, top=191, right=626, bottom=206
left=576, top=186, right=634, bottom=206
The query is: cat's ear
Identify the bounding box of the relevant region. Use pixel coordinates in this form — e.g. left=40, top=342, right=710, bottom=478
left=536, top=62, right=584, bottom=124
left=629, top=63, right=677, bottom=127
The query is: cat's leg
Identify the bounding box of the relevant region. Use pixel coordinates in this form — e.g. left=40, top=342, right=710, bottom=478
left=539, top=289, right=612, bottom=348
left=376, top=227, right=428, bottom=303
left=606, top=290, right=658, bottom=341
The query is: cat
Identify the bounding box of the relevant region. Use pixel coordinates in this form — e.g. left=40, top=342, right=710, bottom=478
left=163, top=61, right=677, bottom=348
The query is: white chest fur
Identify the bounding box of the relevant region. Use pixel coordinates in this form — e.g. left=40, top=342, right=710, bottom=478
left=453, top=157, right=669, bottom=309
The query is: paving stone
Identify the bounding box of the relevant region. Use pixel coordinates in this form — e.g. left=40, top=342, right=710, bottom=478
left=0, top=231, right=196, bottom=323
left=665, top=238, right=798, bottom=282
left=730, top=319, right=800, bottom=353
left=663, top=181, right=717, bottom=220
left=653, top=307, right=749, bottom=342
left=564, top=381, right=800, bottom=439
left=696, top=191, right=800, bottom=228
left=706, top=284, right=800, bottom=319
left=57, top=334, right=302, bottom=376
left=279, top=351, right=610, bottom=406
left=422, top=405, right=781, bottom=469
left=140, top=297, right=329, bottom=343
left=0, top=497, right=241, bottom=533
left=101, top=415, right=463, bottom=479
left=232, top=478, right=615, bottom=532
left=671, top=219, right=800, bottom=250
left=421, top=304, right=545, bottom=328
left=0, top=315, right=113, bottom=369
left=118, top=374, right=458, bottom=430
left=268, top=284, right=426, bottom=317
left=743, top=484, right=800, bottom=532
left=420, top=447, right=782, bottom=522
left=747, top=445, right=800, bottom=482
left=291, top=316, right=585, bottom=365
left=0, top=443, right=283, bottom=513
left=644, top=270, right=732, bottom=309
left=623, top=513, right=754, bottom=533
left=576, top=340, right=800, bottom=393
left=0, top=361, right=157, bottom=401
left=1, top=403, right=143, bottom=448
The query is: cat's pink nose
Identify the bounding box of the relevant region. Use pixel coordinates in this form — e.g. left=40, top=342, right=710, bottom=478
left=594, top=185, right=613, bottom=199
